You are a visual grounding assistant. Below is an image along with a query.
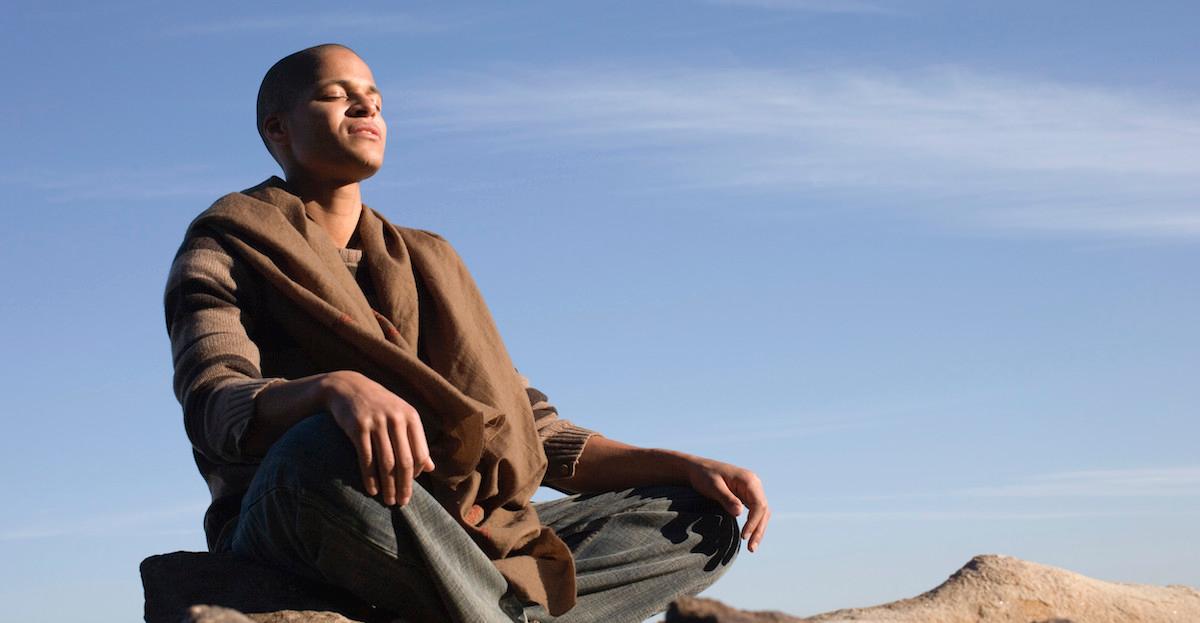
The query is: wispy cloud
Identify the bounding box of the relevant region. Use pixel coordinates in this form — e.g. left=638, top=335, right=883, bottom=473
left=0, top=164, right=245, bottom=203
left=668, top=396, right=942, bottom=448
left=0, top=502, right=207, bottom=542
left=770, top=467, right=1200, bottom=522
left=838, top=465, right=1200, bottom=503
left=960, top=467, right=1200, bottom=498
left=705, top=0, right=892, bottom=14
left=673, top=419, right=864, bottom=448
left=772, top=509, right=1199, bottom=521
left=399, top=65, right=1200, bottom=237
left=166, top=12, right=451, bottom=37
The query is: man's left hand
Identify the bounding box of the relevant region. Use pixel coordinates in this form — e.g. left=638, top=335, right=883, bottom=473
left=684, top=457, right=770, bottom=552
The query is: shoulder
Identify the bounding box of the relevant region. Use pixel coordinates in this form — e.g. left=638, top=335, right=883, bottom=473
left=164, top=231, right=248, bottom=297
left=400, top=226, right=451, bottom=246
left=172, top=180, right=281, bottom=263
left=398, top=227, right=471, bottom=273
left=165, top=199, right=256, bottom=296
left=191, top=184, right=281, bottom=228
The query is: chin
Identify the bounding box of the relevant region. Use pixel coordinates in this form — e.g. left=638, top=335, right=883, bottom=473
left=356, top=161, right=384, bottom=181
left=337, top=157, right=384, bottom=183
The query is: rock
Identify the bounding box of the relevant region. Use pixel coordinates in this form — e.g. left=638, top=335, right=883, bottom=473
left=140, top=551, right=388, bottom=623
left=239, top=612, right=364, bottom=623
left=150, top=552, right=1200, bottom=622
left=667, top=598, right=799, bottom=622
left=183, top=605, right=365, bottom=623
left=184, top=605, right=257, bottom=623
left=667, top=554, right=1200, bottom=623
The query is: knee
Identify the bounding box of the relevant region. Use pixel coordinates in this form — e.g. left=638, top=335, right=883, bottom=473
left=643, top=486, right=741, bottom=574
left=235, top=414, right=411, bottom=562
left=690, top=495, right=742, bottom=575
left=252, top=413, right=362, bottom=497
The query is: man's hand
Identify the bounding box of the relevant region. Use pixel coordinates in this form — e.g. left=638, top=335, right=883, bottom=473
left=684, top=457, right=771, bottom=552
left=551, top=435, right=771, bottom=552
left=322, top=370, right=436, bottom=507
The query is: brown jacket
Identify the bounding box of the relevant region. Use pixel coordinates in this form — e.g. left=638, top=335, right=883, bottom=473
left=163, top=177, right=596, bottom=614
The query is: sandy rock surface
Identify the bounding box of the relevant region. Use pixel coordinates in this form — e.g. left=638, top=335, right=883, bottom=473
left=185, top=605, right=363, bottom=623
left=667, top=554, right=1200, bottom=623
left=146, top=551, right=1199, bottom=623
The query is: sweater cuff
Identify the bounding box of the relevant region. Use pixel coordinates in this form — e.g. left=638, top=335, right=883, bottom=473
left=212, top=377, right=287, bottom=463
left=542, top=423, right=601, bottom=483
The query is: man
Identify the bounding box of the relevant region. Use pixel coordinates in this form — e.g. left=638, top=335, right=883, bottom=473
left=164, top=43, right=769, bottom=622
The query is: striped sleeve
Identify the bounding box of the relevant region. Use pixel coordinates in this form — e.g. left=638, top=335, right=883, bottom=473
left=516, top=372, right=602, bottom=486
left=163, top=233, right=286, bottom=464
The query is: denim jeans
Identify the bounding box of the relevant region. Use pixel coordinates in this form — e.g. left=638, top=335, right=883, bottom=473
left=226, top=414, right=740, bottom=623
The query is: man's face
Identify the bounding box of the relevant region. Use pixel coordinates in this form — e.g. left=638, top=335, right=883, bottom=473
left=273, top=48, right=387, bottom=183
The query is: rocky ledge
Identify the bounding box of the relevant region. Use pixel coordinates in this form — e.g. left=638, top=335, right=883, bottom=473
left=667, top=554, right=1200, bottom=623
left=144, top=552, right=1199, bottom=622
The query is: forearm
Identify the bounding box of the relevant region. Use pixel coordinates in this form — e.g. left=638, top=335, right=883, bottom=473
left=240, top=371, right=340, bottom=457
left=559, top=434, right=773, bottom=552
left=551, top=435, right=695, bottom=493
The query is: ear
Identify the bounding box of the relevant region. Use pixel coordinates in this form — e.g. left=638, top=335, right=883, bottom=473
left=263, top=113, right=289, bottom=148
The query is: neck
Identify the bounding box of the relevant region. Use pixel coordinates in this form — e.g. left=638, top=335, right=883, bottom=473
left=283, top=176, right=363, bottom=248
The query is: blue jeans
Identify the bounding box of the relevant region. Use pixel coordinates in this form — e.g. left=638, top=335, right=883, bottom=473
left=225, top=414, right=740, bottom=623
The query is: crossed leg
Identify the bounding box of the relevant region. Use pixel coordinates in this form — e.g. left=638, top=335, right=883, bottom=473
left=225, top=414, right=740, bottom=623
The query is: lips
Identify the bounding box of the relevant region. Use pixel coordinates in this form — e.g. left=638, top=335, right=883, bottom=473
left=349, top=124, right=381, bottom=139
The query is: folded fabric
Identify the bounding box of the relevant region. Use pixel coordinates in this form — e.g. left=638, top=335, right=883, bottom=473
left=178, top=176, right=575, bottom=614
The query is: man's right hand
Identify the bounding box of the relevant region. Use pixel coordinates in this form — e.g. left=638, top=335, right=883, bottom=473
left=321, top=370, right=436, bottom=507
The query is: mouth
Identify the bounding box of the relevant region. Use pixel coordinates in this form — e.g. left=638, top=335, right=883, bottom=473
left=349, top=124, right=381, bottom=139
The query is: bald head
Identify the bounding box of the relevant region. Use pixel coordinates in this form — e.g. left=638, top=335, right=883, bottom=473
left=256, top=43, right=359, bottom=161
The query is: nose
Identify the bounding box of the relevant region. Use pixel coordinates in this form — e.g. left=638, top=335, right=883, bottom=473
left=347, top=94, right=379, bottom=117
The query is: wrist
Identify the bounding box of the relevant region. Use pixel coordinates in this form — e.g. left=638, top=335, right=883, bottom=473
left=317, top=370, right=360, bottom=406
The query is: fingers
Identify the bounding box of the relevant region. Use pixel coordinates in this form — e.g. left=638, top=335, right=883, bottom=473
left=355, top=431, right=378, bottom=497
left=751, top=507, right=771, bottom=552
left=372, top=428, right=398, bottom=506
left=389, top=416, right=415, bottom=506
left=735, top=476, right=770, bottom=553
left=327, top=378, right=432, bottom=507
left=409, top=417, right=435, bottom=474
left=742, top=502, right=770, bottom=552
left=708, top=475, right=744, bottom=518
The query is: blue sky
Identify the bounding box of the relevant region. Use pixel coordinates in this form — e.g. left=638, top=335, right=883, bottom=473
left=2, top=1, right=1198, bottom=621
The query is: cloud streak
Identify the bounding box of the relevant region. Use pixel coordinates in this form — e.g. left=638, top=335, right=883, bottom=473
left=166, top=12, right=450, bottom=36
left=772, top=509, right=1200, bottom=521
left=0, top=502, right=207, bottom=542
left=960, top=466, right=1200, bottom=499
left=667, top=396, right=946, bottom=448
left=1, top=164, right=244, bottom=203
left=772, top=467, right=1200, bottom=522
left=399, top=64, right=1200, bottom=237
left=705, top=0, right=893, bottom=14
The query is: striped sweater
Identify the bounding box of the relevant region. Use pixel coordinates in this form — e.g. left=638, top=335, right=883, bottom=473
left=164, top=219, right=599, bottom=550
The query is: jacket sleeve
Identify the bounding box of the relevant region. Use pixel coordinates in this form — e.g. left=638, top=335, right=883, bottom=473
left=163, top=232, right=287, bottom=464
left=515, top=372, right=602, bottom=487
